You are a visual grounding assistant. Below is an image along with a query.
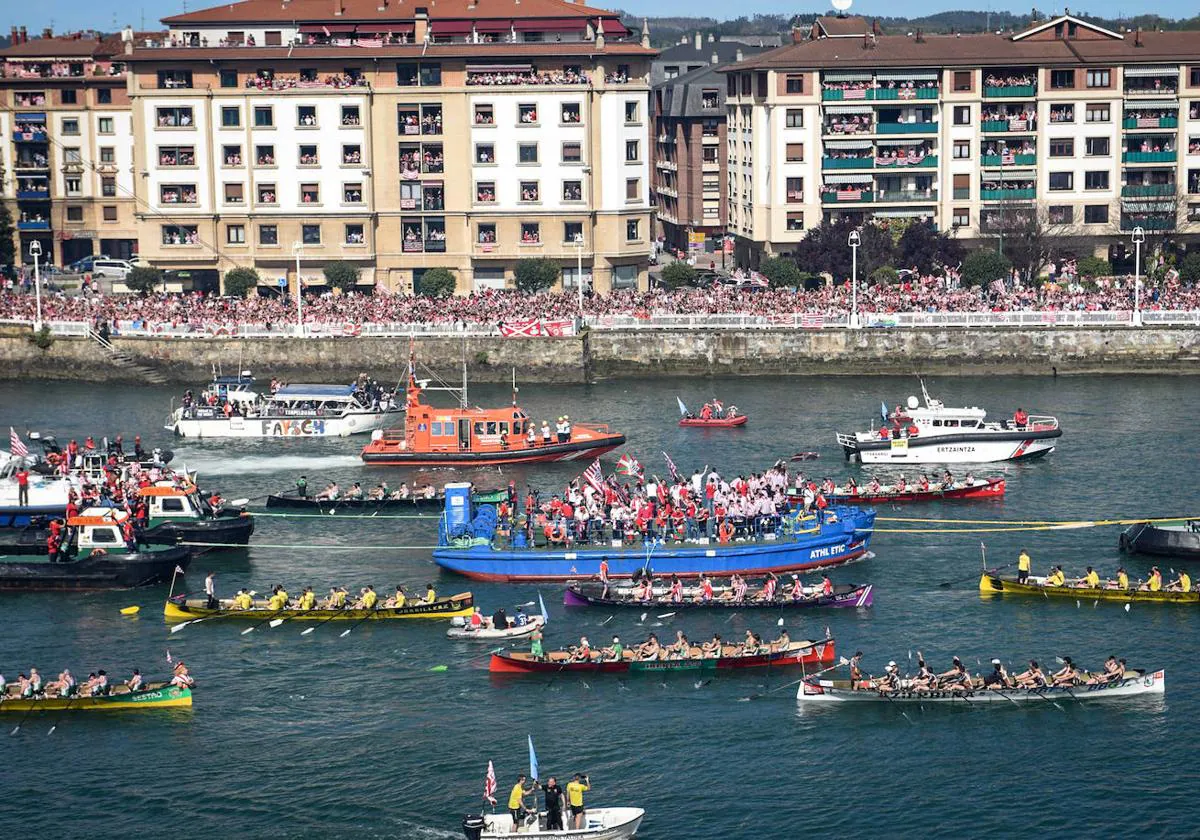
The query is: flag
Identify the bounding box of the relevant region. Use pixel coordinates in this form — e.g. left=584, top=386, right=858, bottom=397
left=836, top=189, right=861, bottom=201
left=174, top=565, right=185, bottom=576
left=676, top=396, right=688, bottom=417
left=484, top=760, right=497, bottom=804
left=616, top=455, right=641, bottom=477
left=800, top=313, right=825, bottom=329
left=322, top=25, right=331, bottom=36
left=582, top=459, right=605, bottom=495
left=528, top=735, right=539, bottom=781
left=880, top=401, right=889, bottom=423
left=166, top=649, right=172, bottom=664
left=9, top=427, right=29, bottom=458
left=843, top=88, right=867, bottom=100
left=538, top=591, right=549, bottom=625
left=663, top=451, right=679, bottom=482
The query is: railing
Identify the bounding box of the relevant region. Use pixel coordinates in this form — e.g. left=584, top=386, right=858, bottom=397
left=875, top=190, right=938, bottom=203
left=1122, top=151, right=1177, bottom=163
left=981, top=153, right=1036, bottom=166
left=872, top=88, right=938, bottom=101
left=982, top=119, right=1035, bottom=132
left=822, top=157, right=874, bottom=170
left=820, top=189, right=873, bottom=203
left=875, top=155, right=937, bottom=168
left=1123, top=117, right=1178, bottom=129
left=1120, top=217, right=1174, bottom=231
left=12, top=130, right=48, bottom=142
left=980, top=188, right=1036, bottom=200
left=1121, top=184, right=1176, bottom=197
left=876, top=122, right=937, bottom=134
left=984, top=85, right=1036, bottom=98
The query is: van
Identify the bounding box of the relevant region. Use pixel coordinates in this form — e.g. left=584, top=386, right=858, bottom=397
left=91, top=259, right=133, bottom=279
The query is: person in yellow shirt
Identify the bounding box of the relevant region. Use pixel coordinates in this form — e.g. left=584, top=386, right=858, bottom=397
left=1115, top=568, right=1130, bottom=590
left=425, top=583, right=437, bottom=604
left=355, top=585, right=378, bottom=610
left=1017, top=549, right=1032, bottom=583
left=386, top=585, right=407, bottom=608
left=566, top=773, right=590, bottom=830
left=333, top=587, right=348, bottom=608
left=1142, top=566, right=1163, bottom=592
left=297, top=587, right=315, bottom=610
left=233, top=589, right=253, bottom=610
left=276, top=586, right=289, bottom=605
left=1044, top=566, right=1065, bottom=587
left=1078, top=566, right=1100, bottom=588
left=267, top=588, right=287, bottom=610
left=507, top=774, right=535, bottom=830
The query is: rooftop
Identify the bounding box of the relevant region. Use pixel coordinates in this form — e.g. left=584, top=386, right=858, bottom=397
left=162, top=0, right=623, bottom=25
left=126, top=40, right=654, bottom=62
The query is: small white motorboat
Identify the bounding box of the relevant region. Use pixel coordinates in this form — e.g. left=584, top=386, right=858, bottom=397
left=447, top=614, right=545, bottom=640
left=472, top=807, right=644, bottom=839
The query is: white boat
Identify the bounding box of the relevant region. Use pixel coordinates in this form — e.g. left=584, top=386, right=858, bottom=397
left=166, top=383, right=401, bottom=439
left=798, top=670, right=1165, bottom=703
left=836, top=381, right=1061, bottom=465
left=0, top=455, right=79, bottom=526
left=447, top=614, right=545, bottom=640
left=478, top=807, right=644, bottom=839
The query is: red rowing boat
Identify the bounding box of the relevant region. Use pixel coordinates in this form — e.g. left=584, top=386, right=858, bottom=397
left=679, top=415, right=748, bottom=428
left=806, top=477, right=1006, bottom=505
left=489, top=638, right=835, bottom=673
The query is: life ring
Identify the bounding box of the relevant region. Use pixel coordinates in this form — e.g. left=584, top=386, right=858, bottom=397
left=343, top=323, right=362, bottom=337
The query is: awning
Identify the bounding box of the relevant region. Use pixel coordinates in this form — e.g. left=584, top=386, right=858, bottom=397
left=823, top=173, right=874, bottom=185
left=473, top=19, right=512, bottom=32
left=981, top=169, right=1035, bottom=176
left=513, top=17, right=587, bottom=31
left=299, top=23, right=356, bottom=33
left=824, top=104, right=873, bottom=115
left=422, top=180, right=444, bottom=188
left=875, top=71, right=939, bottom=81
left=466, top=63, right=532, bottom=73
left=824, top=140, right=873, bottom=150
left=877, top=138, right=928, bottom=147
left=1123, top=65, right=1180, bottom=78
left=14, top=112, right=47, bottom=122
left=823, top=72, right=871, bottom=82
left=360, top=23, right=414, bottom=33
left=1121, top=199, right=1176, bottom=212
left=432, top=21, right=474, bottom=35
left=873, top=209, right=934, bottom=218
left=1123, top=100, right=1178, bottom=110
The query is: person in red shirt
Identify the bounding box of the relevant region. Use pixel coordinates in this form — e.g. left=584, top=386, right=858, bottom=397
left=15, top=468, right=30, bottom=506
left=1013, top=407, right=1029, bottom=429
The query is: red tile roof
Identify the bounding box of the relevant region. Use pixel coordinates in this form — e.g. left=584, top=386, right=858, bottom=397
left=126, top=41, right=654, bottom=62
left=162, top=0, right=622, bottom=25
left=1, top=35, right=118, bottom=59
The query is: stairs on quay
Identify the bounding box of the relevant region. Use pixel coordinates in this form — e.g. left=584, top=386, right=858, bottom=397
left=89, top=331, right=169, bottom=385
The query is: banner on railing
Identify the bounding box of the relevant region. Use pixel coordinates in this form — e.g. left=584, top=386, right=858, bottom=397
left=499, top=319, right=576, bottom=338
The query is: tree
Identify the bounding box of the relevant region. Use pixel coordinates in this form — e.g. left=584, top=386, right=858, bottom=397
left=659, top=261, right=696, bottom=289
left=223, top=267, right=260, bottom=298
left=961, top=249, right=1011, bottom=287
left=323, top=261, right=361, bottom=292
left=514, top=258, right=560, bottom=293
left=869, top=266, right=898, bottom=285
left=0, top=173, right=15, bottom=272
left=794, top=217, right=894, bottom=281
left=757, top=256, right=803, bottom=289
left=896, top=220, right=964, bottom=275
left=987, top=201, right=1076, bottom=283
left=1179, top=252, right=1200, bottom=286
left=417, top=267, right=456, bottom=297
left=1076, top=256, right=1112, bottom=279
left=124, top=265, right=163, bottom=295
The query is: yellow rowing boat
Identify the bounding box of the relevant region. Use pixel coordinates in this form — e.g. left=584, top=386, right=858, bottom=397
left=979, top=573, right=1198, bottom=604
left=163, top=592, right=474, bottom=622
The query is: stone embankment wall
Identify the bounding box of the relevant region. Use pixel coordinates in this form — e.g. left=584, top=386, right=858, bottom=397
left=0, top=327, right=1198, bottom=384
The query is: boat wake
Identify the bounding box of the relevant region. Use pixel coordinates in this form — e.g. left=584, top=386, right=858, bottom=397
left=178, top=453, right=363, bottom=476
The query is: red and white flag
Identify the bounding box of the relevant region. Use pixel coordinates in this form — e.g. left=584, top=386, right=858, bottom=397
left=843, top=88, right=867, bottom=100
left=484, top=760, right=497, bottom=804
left=9, top=427, right=29, bottom=458
left=800, top=313, right=825, bottom=329
left=166, top=649, right=173, bottom=665
left=582, top=459, right=606, bottom=495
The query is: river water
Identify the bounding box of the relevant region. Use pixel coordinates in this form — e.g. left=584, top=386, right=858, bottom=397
left=0, top=374, right=1196, bottom=838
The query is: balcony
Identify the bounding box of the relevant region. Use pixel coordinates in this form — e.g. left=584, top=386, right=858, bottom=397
left=982, top=118, right=1035, bottom=133
left=1121, top=183, right=1176, bottom=197
left=17, top=220, right=50, bottom=231
left=424, top=239, right=447, bottom=253
left=16, top=190, right=50, bottom=201
left=1121, top=216, right=1174, bottom=231
left=12, top=129, right=48, bottom=142
left=1123, top=116, right=1178, bottom=130
left=1123, top=151, right=1177, bottom=164
left=656, top=160, right=678, bottom=172
left=1124, top=83, right=1179, bottom=98
left=823, top=157, right=874, bottom=170
left=952, top=188, right=970, bottom=200
left=875, top=154, right=937, bottom=169
left=981, top=188, right=1036, bottom=200
left=984, top=84, right=1036, bottom=98
left=875, top=189, right=938, bottom=203
left=822, top=88, right=872, bottom=102
left=876, top=122, right=937, bottom=135
left=14, top=160, right=49, bottom=172
left=821, top=189, right=873, bottom=203
left=981, top=153, right=1037, bottom=166
left=872, top=87, right=938, bottom=101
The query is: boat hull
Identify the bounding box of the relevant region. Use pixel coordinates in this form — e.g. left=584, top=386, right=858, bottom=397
left=0, top=546, right=191, bottom=591
left=980, top=573, right=1199, bottom=604
left=163, top=593, right=474, bottom=621
left=0, top=684, right=192, bottom=712
left=840, top=430, right=1060, bottom=464
left=361, top=435, right=625, bottom=467
left=446, top=615, right=544, bottom=640
left=142, top=514, right=255, bottom=548
left=264, top=490, right=506, bottom=512
left=823, top=478, right=1005, bottom=505
left=167, top=408, right=400, bottom=439
left=563, top=582, right=873, bottom=610
left=481, top=807, right=644, bottom=840
left=799, top=671, right=1165, bottom=702
left=678, top=416, right=748, bottom=428
left=1120, top=522, right=1200, bottom=559
left=491, top=639, right=836, bottom=674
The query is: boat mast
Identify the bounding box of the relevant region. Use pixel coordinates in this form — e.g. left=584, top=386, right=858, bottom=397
left=511, top=367, right=518, bottom=407
left=460, top=338, right=468, bottom=410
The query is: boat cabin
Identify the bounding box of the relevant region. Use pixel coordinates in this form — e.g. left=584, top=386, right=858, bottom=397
left=68, top=509, right=131, bottom=552
left=138, top=485, right=204, bottom=520
left=265, top=384, right=376, bottom=416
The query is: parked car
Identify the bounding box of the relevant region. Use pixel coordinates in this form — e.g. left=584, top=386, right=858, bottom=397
left=66, top=255, right=111, bottom=273
left=90, top=259, right=134, bottom=279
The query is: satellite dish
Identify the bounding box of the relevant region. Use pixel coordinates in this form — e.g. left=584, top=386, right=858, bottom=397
left=831, top=0, right=853, bottom=12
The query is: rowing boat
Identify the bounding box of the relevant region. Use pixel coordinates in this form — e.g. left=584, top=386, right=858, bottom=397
left=563, top=580, right=873, bottom=610
left=476, top=807, right=645, bottom=839
left=163, top=592, right=474, bottom=622
left=1119, top=521, right=1200, bottom=559
left=264, top=489, right=506, bottom=512
left=799, top=670, right=1165, bottom=702
left=0, top=683, right=192, bottom=711
left=678, top=415, right=748, bottom=428
left=808, top=478, right=1005, bottom=505
left=489, top=638, right=835, bottom=674
left=446, top=615, right=544, bottom=640
left=979, top=572, right=1199, bottom=604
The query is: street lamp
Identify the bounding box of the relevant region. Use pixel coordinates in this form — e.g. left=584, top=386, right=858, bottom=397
left=848, top=228, right=861, bottom=329
left=28, top=240, right=43, bottom=332
left=573, top=232, right=585, bottom=318
left=1131, top=225, right=1145, bottom=327
left=291, top=241, right=304, bottom=337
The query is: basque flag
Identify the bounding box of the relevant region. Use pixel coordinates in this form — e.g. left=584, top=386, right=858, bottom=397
left=528, top=735, right=539, bottom=781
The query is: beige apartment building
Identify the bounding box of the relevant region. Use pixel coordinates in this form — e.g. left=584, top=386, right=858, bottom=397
left=724, top=14, right=1200, bottom=266
left=117, top=0, right=654, bottom=294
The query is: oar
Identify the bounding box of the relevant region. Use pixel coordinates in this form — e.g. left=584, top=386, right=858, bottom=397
left=241, top=607, right=289, bottom=636
left=940, top=562, right=1013, bottom=588
left=339, top=609, right=377, bottom=638
left=47, top=692, right=80, bottom=735
left=299, top=607, right=347, bottom=636
left=739, top=656, right=848, bottom=701
left=8, top=698, right=40, bottom=736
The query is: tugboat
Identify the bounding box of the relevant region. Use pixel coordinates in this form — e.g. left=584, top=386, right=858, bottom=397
left=361, top=356, right=625, bottom=467
left=836, top=380, right=1062, bottom=465
left=1120, top=520, right=1200, bottom=559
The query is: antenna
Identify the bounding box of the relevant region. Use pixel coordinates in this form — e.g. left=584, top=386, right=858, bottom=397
left=831, top=0, right=853, bottom=12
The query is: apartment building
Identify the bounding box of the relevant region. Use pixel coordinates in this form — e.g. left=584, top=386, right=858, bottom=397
left=120, top=0, right=654, bottom=294
left=723, top=14, right=1200, bottom=266
left=1, top=29, right=139, bottom=268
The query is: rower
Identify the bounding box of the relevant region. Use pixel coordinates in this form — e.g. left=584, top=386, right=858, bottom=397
left=1114, top=567, right=1130, bottom=590
left=388, top=585, right=407, bottom=608
left=170, top=662, right=194, bottom=688
left=600, top=635, right=624, bottom=662
left=425, top=583, right=438, bottom=604
left=1087, top=656, right=1122, bottom=685
left=698, top=575, right=714, bottom=603
left=1166, top=569, right=1191, bottom=592
left=789, top=575, right=807, bottom=602
left=770, top=628, right=790, bottom=653
left=936, top=656, right=964, bottom=682
left=637, top=633, right=662, bottom=661
left=1080, top=566, right=1101, bottom=588
left=757, top=574, right=778, bottom=602
left=1013, top=660, right=1047, bottom=688
left=1141, top=567, right=1163, bottom=592
left=234, top=588, right=254, bottom=610
left=354, top=585, right=378, bottom=610
left=332, top=587, right=349, bottom=609
left=1051, top=657, right=1079, bottom=687
left=943, top=661, right=973, bottom=692
left=667, top=574, right=684, bottom=603
left=1017, top=549, right=1032, bottom=583
left=126, top=669, right=144, bottom=692
left=821, top=575, right=833, bottom=597
left=93, top=670, right=110, bottom=696
left=666, top=631, right=690, bottom=659
left=297, top=587, right=316, bottom=610
left=49, top=669, right=76, bottom=698
left=267, top=587, right=288, bottom=611
left=874, top=661, right=901, bottom=693
left=701, top=634, right=723, bottom=658
left=570, top=636, right=593, bottom=662
left=1044, top=566, right=1066, bottom=587
left=941, top=470, right=954, bottom=490
left=982, top=659, right=1012, bottom=690
left=276, top=584, right=290, bottom=606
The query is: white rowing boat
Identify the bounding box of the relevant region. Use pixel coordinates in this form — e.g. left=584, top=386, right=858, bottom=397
left=478, top=807, right=644, bottom=839
left=798, top=670, right=1165, bottom=703
left=446, top=614, right=545, bottom=640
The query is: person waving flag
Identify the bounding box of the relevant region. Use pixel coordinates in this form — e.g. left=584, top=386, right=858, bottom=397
left=616, top=454, right=641, bottom=478
left=662, top=451, right=679, bottom=482
left=9, top=427, right=29, bottom=458
left=528, top=735, right=539, bottom=782
left=484, top=760, right=497, bottom=805
left=582, top=459, right=605, bottom=495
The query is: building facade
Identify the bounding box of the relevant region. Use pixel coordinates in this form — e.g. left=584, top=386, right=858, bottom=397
left=724, top=15, right=1200, bottom=266
left=120, top=0, right=654, bottom=294
left=1, top=29, right=139, bottom=268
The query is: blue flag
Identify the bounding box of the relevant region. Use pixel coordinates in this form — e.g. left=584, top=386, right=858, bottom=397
left=676, top=396, right=688, bottom=417
left=528, top=734, right=539, bottom=781
left=538, top=591, right=549, bottom=625
left=880, top=401, right=889, bottom=423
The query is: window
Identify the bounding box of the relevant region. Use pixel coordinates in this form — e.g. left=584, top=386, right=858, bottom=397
left=96, top=88, right=111, bottom=104
left=1050, top=69, right=1075, bottom=89
left=103, top=205, right=118, bottom=222
left=1049, top=205, right=1073, bottom=224
left=64, top=147, right=82, bottom=164
left=476, top=143, right=495, bottom=164
left=475, top=104, right=495, bottom=125
left=61, top=89, right=77, bottom=104
left=784, top=74, right=803, bottom=94
left=786, top=211, right=804, bottom=231
left=953, top=106, right=971, bottom=126
left=1049, top=171, right=1074, bottom=191
left=1192, top=67, right=1200, bottom=87
left=256, top=145, right=275, bottom=165
left=156, top=107, right=193, bottom=128
left=62, top=119, right=80, bottom=136
left=1086, top=103, right=1110, bottom=123
left=519, top=180, right=540, bottom=202
left=66, top=206, right=84, bottom=222
left=1086, top=69, right=1111, bottom=88
left=1085, top=170, right=1110, bottom=190
left=224, top=183, right=244, bottom=204
left=159, top=183, right=196, bottom=204
left=343, top=182, right=363, bottom=204
left=297, top=105, right=317, bottom=127
left=341, top=105, right=360, bottom=126
left=562, top=142, right=582, bottom=163
left=475, top=181, right=496, bottom=203
left=785, top=109, right=803, bottom=128
left=518, top=143, right=538, bottom=164
left=626, top=218, right=641, bottom=241
left=564, top=221, right=583, bottom=243
left=702, top=146, right=718, bottom=163
left=786, top=143, right=804, bottom=163
left=952, top=207, right=970, bottom=227
left=953, top=71, right=972, bottom=92
left=162, top=224, right=198, bottom=245
left=220, top=69, right=238, bottom=88
left=301, top=224, right=321, bottom=245
left=477, top=223, right=497, bottom=244
left=259, top=224, right=278, bottom=245
left=625, top=178, right=640, bottom=201
left=420, top=63, right=442, bottom=86
left=100, top=147, right=115, bottom=164
left=625, top=140, right=640, bottom=162
left=624, top=101, right=640, bottom=123
left=221, top=106, right=240, bottom=128
left=953, top=141, right=971, bottom=159
left=65, top=178, right=81, bottom=196
left=1085, top=137, right=1110, bottom=157
left=421, top=104, right=442, bottom=134
left=1084, top=204, right=1108, bottom=224
left=562, top=180, right=582, bottom=202
left=518, top=103, right=538, bottom=125
left=298, top=144, right=319, bottom=166
left=257, top=183, right=277, bottom=204
left=101, top=177, right=116, bottom=198
left=253, top=106, right=274, bottom=128
left=345, top=224, right=365, bottom=245
left=520, top=222, right=540, bottom=244
left=222, top=145, right=242, bottom=166
left=300, top=183, right=320, bottom=204
left=157, top=69, right=193, bottom=89
left=227, top=224, right=246, bottom=244
left=397, top=62, right=419, bottom=85
left=1049, top=139, right=1074, bottom=157
left=97, top=117, right=114, bottom=134
left=342, top=144, right=362, bottom=165
left=265, top=30, right=282, bottom=46
left=786, top=177, right=804, bottom=203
